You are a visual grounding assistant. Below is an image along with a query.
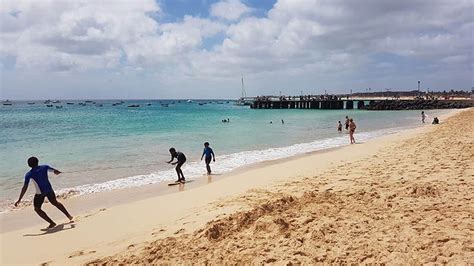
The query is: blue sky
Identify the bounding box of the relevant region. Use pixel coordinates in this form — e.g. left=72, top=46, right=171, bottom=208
left=159, top=0, right=275, bottom=21
left=0, top=0, right=472, bottom=100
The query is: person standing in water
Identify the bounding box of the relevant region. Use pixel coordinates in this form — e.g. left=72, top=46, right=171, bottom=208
left=14, top=157, right=73, bottom=229
left=337, top=121, right=342, bottom=133
left=421, top=111, right=426, bottom=123
left=201, top=142, right=215, bottom=175
left=167, top=148, right=187, bottom=183
left=345, top=116, right=350, bottom=130
left=349, top=118, right=357, bottom=144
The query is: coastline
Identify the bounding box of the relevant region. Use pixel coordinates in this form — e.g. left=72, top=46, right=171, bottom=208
left=0, top=108, right=471, bottom=264
left=0, top=107, right=449, bottom=208
left=0, top=109, right=456, bottom=232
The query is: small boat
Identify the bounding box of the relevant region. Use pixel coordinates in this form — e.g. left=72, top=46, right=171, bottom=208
left=44, top=100, right=51, bottom=104
left=198, top=103, right=206, bottom=106
left=147, top=103, right=152, bottom=106
left=67, top=102, right=74, bottom=105
left=85, top=100, right=94, bottom=103
left=46, top=104, right=53, bottom=107
left=56, top=105, right=63, bottom=109
left=96, top=104, right=103, bottom=107
left=3, top=100, right=13, bottom=106
left=128, top=104, right=140, bottom=108
left=161, top=103, right=169, bottom=107
left=186, top=100, right=193, bottom=103
left=52, top=100, right=61, bottom=103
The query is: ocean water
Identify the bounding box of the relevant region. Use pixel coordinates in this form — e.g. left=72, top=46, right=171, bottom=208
left=0, top=100, right=434, bottom=210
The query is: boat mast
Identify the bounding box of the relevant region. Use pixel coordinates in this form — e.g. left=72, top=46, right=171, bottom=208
left=241, top=75, right=246, bottom=99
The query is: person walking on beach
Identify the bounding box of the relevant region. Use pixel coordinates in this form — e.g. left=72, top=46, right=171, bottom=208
left=337, top=121, right=342, bottom=133
left=421, top=111, right=426, bottom=123
left=349, top=118, right=357, bottom=144
left=345, top=116, right=350, bottom=130
left=201, top=142, right=215, bottom=175
left=14, top=157, right=73, bottom=229
left=167, top=148, right=186, bottom=183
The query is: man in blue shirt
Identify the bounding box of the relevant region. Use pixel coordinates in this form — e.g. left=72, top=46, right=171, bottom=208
left=15, top=157, right=73, bottom=229
left=201, top=142, right=215, bottom=175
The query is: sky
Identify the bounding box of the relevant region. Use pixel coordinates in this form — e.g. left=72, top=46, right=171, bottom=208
left=0, top=0, right=473, bottom=100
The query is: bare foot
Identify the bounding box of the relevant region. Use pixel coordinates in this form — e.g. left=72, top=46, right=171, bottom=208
left=68, top=215, right=74, bottom=221
left=41, top=223, right=57, bottom=231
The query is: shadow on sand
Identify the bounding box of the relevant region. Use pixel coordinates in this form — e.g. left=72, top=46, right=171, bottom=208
left=23, top=222, right=76, bottom=237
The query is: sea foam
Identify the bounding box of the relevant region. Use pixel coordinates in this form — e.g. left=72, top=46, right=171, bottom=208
left=0, top=126, right=407, bottom=213
left=54, top=126, right=406, bottom=197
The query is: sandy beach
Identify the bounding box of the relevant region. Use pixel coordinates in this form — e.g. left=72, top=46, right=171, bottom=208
left=1, top=108, right=472, bottom=265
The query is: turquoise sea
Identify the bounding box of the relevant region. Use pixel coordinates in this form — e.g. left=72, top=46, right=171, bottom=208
left=0, top=100, right=438, bottom=211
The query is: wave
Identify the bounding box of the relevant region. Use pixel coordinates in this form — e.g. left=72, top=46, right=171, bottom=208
left=0, top=126, right=410, bottom=213
left=57, top=127, right=407, bottom=194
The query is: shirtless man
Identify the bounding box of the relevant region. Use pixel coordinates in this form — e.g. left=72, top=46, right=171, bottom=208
left=167, top=148, right=187, bottom=183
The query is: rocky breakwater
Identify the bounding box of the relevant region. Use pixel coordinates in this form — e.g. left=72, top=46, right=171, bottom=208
left=365, top=99, right=473, bottom=110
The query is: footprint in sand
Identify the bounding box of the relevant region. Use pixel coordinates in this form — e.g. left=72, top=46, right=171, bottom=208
left=151, top=228, right=167, bottom=236
left=83, top=208, right=107, bottom=219
left=68, top=250, right=96, bottom=258
left=174, top=228, right=185, bottom=234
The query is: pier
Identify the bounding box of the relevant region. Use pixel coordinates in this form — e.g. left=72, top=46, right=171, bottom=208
left=248, top=96, right=474, bottom=110
left=250, top=96, right=367, bottom=110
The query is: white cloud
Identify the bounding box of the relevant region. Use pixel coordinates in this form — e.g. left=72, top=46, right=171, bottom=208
left=0, top=0, right=160, bottom=71
left=0, top=0, right=473, bottom=99
left=210, top=0, right=252, bottom=21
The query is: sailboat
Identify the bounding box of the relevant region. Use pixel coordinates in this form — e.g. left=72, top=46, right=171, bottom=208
left=235, top=75, right=252, bottom=106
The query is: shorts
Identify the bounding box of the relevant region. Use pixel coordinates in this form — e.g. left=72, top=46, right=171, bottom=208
left=205, top=157, right=212, bottom=164
left=176, top=159, right=186, bottom=168
left=33, top=191, right=56, bottom=209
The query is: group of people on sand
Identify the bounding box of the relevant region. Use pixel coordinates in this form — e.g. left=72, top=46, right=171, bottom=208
left=14, top=142, right=217, bottom=230
left=337, top=116, right=357, bottom=144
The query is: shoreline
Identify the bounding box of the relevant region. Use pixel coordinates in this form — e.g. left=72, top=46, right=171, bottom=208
left=0, top=108, right=470, bottom=265
left=0, top=108, right=460, bottom=233
left=0, top=108, right=450, bottom=207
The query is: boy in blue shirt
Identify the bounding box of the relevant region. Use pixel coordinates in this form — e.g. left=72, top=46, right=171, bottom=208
left=201, top=142, right=215, bottom=175
left=15, top=157, right=73, bottom=229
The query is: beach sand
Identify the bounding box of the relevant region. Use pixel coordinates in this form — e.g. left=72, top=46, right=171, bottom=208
left=1, top=108, right=472, bottom=264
